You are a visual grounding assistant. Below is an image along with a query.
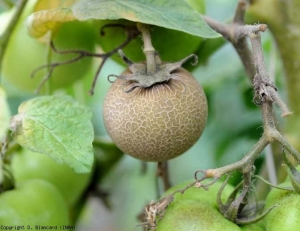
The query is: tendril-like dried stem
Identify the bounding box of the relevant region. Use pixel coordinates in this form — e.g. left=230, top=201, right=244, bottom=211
left=31, top=24, right=140, bottom=94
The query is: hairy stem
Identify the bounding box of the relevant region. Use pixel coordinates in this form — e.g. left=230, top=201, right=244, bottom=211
left=0, top=0, right=28, bottom=82
left=249, top=33, right=269, bottom=79
left=202, top=0, right=266, bottom=82
left=137, top=23, right=156, bottom=75
left=195, top=2, right=295, bottom=195
left=203, top=137, right=269, bottom=179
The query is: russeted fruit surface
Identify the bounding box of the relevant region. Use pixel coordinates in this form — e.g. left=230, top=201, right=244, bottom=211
left=103, top=54, right=208, bottom=162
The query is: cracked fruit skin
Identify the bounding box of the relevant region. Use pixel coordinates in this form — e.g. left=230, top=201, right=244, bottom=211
left=0, top=179, right=70, bottom=226
left=103, top=67, right=207, bottom=162
left=11, top=148, right=91, bottom=207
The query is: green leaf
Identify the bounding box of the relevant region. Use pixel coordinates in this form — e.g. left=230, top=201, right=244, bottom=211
left=0, top=87, right=10, bottom=140
left=72, top=0, right=219, bottom=38
left=9, top=95, right=94, bottom=173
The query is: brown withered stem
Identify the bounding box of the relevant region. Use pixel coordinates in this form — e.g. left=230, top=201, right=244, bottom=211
left=31, top=23, right=140, bottom=95
left=190, top=0, right=296, bottom=178
left=192, top=0, right=297, bottom=186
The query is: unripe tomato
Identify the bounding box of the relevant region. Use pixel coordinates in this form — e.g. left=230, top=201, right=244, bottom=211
left=1, top=0, right=95, bottom=92
left=11, top=149, right=91, bottom=207
left=103, top=67, right=208, bottom=162
left=264, top=182, right=300, bottom=231
left=156, top=180, right=263, bottom=231
left=0, top=179, right=70, bottom=227
left=163, top=179, right=235, bottom=209
left=156, top=200, right=241, bottom=231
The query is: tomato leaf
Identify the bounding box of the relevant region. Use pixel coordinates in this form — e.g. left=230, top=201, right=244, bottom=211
left=72, top=0, right=219, bottom=38
left=34, top=0, right=77, bottom=11
left=26, top=8, right=76, bottom=38
left=0, top=87, right=10, bottom=140
left=9, top=96, right=94, bottom=173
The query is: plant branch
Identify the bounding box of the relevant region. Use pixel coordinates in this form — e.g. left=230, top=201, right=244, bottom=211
left=195, top=136, right=269, bottom=180
left=31, top=23, right=140, bottom=95
left=202, top=0, right=266, bottom=81
left=191, top=23, right=299, bottom=189
left=162, top=0, right=299, bottom=211
left=0, top=0, right=28, bottom=83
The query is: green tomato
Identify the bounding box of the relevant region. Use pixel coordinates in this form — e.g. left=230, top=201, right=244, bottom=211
left=163, top=179, right=235, bottom=209
left=240, top=222, right=265, bottom=231
left=0, top=179, right=71, bottom=228
left=95, top=0, right=204, bottom=65
left=1, top=1, right=95, bottom=93
left=11, top=149, right=92, bottom=207
left=265, top=182, right=300, bottom=231
left=156, top=180, right=264, bottom=231
left=156, top=200, right=241, bottom=231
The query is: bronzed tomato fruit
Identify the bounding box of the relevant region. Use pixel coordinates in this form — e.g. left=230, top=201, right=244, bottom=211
left=103, top=67, right=207, bottom=162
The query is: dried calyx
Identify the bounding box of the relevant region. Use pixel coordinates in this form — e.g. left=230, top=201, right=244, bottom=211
left=217, top=174, right=276, bottom=225
left=107, top=49, right=198, bottom=93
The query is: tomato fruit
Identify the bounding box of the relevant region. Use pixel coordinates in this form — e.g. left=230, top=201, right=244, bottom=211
left=1, top=0, right=95, bottom=93
left=0, top=179, right=70, bottom=227
left=103, top=67, right=208, bottom=162
left=163, top=179, right=235, bottom=209
left=156, top=180, right=263, bottom=231
left=11, top=148, right=91, bottom=207
left=156, top=200, right=241, bottom=231
left=264, top=182, right=300, bottom=231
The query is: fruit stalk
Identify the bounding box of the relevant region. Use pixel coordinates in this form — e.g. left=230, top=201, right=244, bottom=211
left=137, top=23, right=157, bottom=75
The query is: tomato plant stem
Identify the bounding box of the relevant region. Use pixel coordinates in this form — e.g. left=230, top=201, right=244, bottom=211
left=173, top=0, right=300, bottom=210
left=0, top=0, right=28, bottom=83
left=137, top=23, right=157, bottom=75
